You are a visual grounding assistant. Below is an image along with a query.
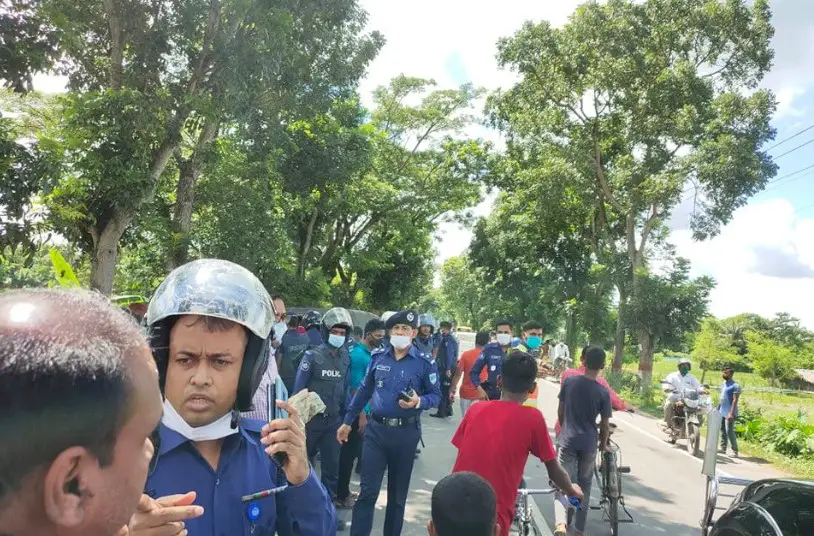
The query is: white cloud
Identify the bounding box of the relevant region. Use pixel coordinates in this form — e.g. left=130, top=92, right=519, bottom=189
left=672, top=199, right=814, bottom=328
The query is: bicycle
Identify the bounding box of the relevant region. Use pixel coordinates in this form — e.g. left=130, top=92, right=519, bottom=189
left=514, top=486, right=555, bottom=536
left=592, top=422, right=634, bottom=536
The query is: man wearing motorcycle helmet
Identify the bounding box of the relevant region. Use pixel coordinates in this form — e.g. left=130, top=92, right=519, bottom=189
left=294, top=307, right=353, bottom=507
left=661, top=357, right=703, bottom=432
left=302, top=310, right=325, bottom=346
left=414, top=313, right=439, bottom=359
left=131, top=259, right=335, bottom=536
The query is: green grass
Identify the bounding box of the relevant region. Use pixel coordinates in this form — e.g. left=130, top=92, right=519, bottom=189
left=615, top=358, right=814, bottom=478
left=621, top=360, right=814, bottom=424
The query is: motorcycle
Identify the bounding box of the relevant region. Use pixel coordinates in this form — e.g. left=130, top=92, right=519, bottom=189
left=552, top=355, right=572, bottom=379
left=661, top=382, right=712, bottom=457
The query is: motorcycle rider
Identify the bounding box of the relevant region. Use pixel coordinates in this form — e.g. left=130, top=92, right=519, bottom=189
left=662, top=358, right=703, bottom=432
left=552, top=340, right=571, bottom=371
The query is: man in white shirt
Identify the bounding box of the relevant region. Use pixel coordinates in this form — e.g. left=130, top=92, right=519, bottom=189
left=661, top=358, right=703, bottom=430
left=552, top=341, right=571, bottom=367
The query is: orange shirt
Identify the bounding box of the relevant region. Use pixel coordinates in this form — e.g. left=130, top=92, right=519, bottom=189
left=459, top=347, right=488, bottom=399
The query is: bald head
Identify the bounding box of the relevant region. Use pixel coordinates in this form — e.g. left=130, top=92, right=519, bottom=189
left=0, top=289, right=161, bottom=536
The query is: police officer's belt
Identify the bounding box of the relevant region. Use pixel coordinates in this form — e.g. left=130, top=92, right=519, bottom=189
left=371, top=414, right=418, bottom=427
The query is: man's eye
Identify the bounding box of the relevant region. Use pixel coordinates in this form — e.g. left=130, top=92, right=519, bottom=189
left=214, top=359, right=230, bottom=367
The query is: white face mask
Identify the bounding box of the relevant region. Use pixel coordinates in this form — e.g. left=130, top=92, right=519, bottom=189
left=161, top=398, right=238, bottom=442
left=328, top=333, right=345, bottom=348
left=391, top=335, right=412, bottom=350
left=497, top=333, right=512, bottom=346
left=273, top=322, right=287, bottom=341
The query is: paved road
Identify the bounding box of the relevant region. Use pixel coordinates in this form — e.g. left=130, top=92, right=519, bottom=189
left=334, top=334, right=783, bottom=535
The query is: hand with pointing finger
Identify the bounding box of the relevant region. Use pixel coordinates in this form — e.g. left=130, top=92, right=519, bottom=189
left=126, top=491, right=204, bottom=536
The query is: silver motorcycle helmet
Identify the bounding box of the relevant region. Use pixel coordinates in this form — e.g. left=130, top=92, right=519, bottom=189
left=320, top=307, right=354, bottom=343
left=147, top=259, right=275, bottom=412
left=418, top=313, right=436, bottom=334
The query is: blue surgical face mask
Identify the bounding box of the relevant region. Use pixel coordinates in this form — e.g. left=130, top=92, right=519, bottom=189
left=526, top=336, right=542, bottom=350
left=328, top=334, right=345, bottom=348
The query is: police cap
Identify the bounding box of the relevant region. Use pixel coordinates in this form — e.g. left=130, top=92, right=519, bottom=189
left=385, top=309, right=419, bottom=330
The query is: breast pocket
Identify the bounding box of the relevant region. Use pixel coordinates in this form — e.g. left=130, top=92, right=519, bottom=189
left=374, top=366, right=391, bottom=391
left=242, top=499, right=277, bottom=536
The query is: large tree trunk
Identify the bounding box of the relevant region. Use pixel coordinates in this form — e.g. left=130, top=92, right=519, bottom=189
left=168, top=119, right=219, bottom=270
left=613, top=284, right=627, bottom=371
left=565, top=307, right=579, bottom=355
left=89, top=212, right=130, bottom=295
left=637, top=329, right=658, bottom=393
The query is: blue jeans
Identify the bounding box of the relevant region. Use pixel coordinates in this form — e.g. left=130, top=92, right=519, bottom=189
left=554, top=447, right=595, bottom=532
left=720, top=417, right=738, bottom=454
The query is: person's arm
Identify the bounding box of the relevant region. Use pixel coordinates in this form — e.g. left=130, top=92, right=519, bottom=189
left=729, top=384, right=741, bottom=420
left=343, top=355, right=377, bottom=425
left=292, top=351, right=314, bottom=395
left=534, top=412, right=582, bottom=500
left=275, top=470, right=337, bottom=536
left=469, top=350, right=487, bottom=387
left=597, top=377, right=628, bottom=411
left=275, top=344, right=284, bottom=373
left=450, top=365, right=463, bottom=395
left=418, top=360, right=442, bottom=409
left=598, top=391, right=612, bottom=451
left=544, top=459, right=581, bottom=500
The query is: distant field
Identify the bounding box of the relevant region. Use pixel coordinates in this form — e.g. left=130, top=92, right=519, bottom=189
left=622, top=359, right=814, bottom=424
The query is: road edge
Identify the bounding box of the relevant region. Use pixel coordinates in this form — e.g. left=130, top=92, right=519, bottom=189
left=530, top=498, right=554, bottom=536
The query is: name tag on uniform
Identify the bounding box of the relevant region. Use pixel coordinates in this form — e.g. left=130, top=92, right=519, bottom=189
left=321, top=369, right=342, bottom=378
left=376, top=365, right=391, bottom=372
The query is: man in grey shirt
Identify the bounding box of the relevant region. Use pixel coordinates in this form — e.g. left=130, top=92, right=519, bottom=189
left=554, top=346, right=612, bottom=536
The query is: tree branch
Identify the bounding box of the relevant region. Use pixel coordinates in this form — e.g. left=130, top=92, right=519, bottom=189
left=102, top=0, right=124, bottom=90
left=638, top=203, right=661, bottom=255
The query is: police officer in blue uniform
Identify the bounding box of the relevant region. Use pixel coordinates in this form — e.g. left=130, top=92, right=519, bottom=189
left=470, top=318, right=514, bottom=400
left=136, top=259, right=335, bottom=536
left=431, top=320, right=459, bottom=418
left=293, top=307, right=352, bottom=507
left=302, top=310, right=324, bottom=346
left=413, top=313, right=438, bottom=359
left=278, top=314, right=312, bottom=393
left=337, top=310, right=441, bottom=536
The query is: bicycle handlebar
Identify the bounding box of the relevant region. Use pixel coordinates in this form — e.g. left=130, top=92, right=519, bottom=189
left=516, top=488, right=556, bottom=495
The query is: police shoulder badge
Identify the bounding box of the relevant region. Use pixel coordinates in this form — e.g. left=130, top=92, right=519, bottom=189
left=429, top=372, right=437, bottom=384
left=300, top=360, right=310, bottom=371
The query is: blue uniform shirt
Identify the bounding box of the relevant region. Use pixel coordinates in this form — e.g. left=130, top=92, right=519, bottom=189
left=146, top=421, right=336, bottom=536
left=343, top=344, right=441, bottom=424
left=469, top=342, right=507, bottom=388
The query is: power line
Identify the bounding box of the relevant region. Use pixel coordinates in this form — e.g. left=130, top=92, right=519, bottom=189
left=773, top=137, right=814, bottom=160
left=765, top=122, right=814, bottom=152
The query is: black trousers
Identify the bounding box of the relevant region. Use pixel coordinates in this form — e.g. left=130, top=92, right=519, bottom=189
left=337, top=417, right=364, bottom=500
left=437, top=375, right=453, bottom=416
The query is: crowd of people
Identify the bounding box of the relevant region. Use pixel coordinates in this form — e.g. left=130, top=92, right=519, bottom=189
left=0, top=256, right=743, bottom=536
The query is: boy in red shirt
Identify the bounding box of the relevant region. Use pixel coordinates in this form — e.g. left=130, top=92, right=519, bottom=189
left=451, top=351, right=583, bottom=536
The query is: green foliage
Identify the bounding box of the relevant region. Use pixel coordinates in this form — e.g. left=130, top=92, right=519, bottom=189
left=692, top=317, right=745, bottom=371
left=747, top=331, right=798, bottom=386
left=736, top=406, right=814, bottom=459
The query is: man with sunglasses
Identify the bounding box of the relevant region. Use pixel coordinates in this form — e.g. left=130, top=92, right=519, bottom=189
left=0, top=289, right=163, bottom=536
left=127, top=259, right=335, bottom=536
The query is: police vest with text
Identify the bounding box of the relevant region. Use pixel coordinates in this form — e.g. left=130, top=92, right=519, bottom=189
left=306, top=345, right=350, bottom=417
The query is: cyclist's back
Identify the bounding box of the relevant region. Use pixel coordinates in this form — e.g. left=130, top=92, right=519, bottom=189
left=451, top=352, right=580, bottom=536
left=452, top=400, right=554, bottom=536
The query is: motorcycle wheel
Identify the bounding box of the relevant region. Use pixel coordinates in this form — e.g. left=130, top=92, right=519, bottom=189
left=687, top=423, right=700, bottom=457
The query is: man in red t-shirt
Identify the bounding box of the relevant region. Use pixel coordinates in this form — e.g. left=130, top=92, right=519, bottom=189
left=451, top=352, right=583, bottom=536
left=450, top=331, right=490, bottom=416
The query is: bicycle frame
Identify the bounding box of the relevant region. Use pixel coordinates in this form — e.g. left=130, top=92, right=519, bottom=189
left=594, top=435, right=634, bottom=533
left=515, top=488, right=555, bottom=535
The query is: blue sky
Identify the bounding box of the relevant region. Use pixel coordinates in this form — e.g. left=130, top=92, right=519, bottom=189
left=358, top=0, right=814, bottom=327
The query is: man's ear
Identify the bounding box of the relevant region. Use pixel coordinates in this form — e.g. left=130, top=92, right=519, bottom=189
left=43, top=447, right=97, bottom=528
left=427, top=519, right=437, bottom=536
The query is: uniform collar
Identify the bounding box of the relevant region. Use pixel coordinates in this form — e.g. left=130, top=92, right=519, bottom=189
left=157, top=420, right=258, bottom=456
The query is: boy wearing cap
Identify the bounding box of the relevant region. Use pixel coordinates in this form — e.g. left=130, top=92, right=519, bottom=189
left=338, top=309, right=442, bottom=536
